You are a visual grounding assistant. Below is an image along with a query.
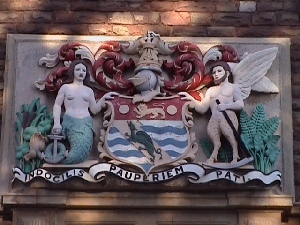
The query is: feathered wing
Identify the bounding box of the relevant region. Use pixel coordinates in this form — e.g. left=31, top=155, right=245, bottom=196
left=232, top=47, right=279, bottom=99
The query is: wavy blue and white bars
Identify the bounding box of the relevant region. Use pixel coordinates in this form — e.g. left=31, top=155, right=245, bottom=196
left=106, top=120, right=189, bottom=167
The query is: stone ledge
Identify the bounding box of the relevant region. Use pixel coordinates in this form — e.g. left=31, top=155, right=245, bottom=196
left=290, top=203, right=300, bottom=215
left=2, top=192, right=293, bottom=210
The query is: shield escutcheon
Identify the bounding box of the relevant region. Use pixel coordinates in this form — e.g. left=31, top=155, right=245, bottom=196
left=100, top=95, right=197, bottom=174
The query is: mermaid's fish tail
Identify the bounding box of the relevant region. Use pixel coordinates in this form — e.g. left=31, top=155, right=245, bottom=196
left=60, top=114, right=93, bottom=164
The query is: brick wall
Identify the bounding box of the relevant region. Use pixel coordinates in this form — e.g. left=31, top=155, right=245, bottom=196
left=0, top=0, right=299, bottom=199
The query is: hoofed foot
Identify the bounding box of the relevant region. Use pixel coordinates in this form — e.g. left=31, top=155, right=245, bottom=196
left=230, top=156, right=239, bottom=164
left=206, top=156, right=216, bottom=164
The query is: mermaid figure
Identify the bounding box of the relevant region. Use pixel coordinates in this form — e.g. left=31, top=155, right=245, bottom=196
left=47, top=59, right=117, bottom=164
left=60, top=114, right=93, bottom=164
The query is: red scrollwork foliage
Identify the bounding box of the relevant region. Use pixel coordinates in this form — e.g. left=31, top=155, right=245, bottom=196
left=95, top=41, right=122, bottom=55
left=45, top=67, right=69, bottom=92
left=58, top=42, right=91, bottom=61
left=44, top=42, right=94, bottom=92
left=177, top=41, right=203, bottom=59
left=163, top=42, right=212, bottom=95
left=214, top=45, right=239, bottom=63
left=93, top=42, right=135, bottom=95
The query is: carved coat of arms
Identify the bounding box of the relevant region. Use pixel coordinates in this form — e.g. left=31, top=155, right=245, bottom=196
left=99, top=96, right=197, bottom=174
left=12, top=31, right=282, bottom=185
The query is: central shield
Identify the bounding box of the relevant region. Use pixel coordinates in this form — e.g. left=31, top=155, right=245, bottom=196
left=99, top=95, right=197, bottom=173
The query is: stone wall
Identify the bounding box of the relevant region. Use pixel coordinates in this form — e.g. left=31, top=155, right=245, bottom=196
left=0, top=0, right=299, bottom=199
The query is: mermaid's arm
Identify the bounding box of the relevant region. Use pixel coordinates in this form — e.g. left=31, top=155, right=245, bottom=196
left=52, top=86, right=65, bottom=134
left=89, top=91, right=119, bottom=114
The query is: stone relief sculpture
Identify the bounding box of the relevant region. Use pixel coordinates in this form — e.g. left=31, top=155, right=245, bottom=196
left=178, top=45, right=279, bottom=168
left=13, top=31, right=283, bottom=185
left=15, top=98, right=53, bottom=173
left=198, top=46, right=278, bottom=167
left=180, top=61, right=245, bottom=165
left=240, top=104, right=281, bottom=174
left=45, top=60, right=117, bottom=164
left=23, top=132, right=48, bottom=162
left=202, top=45, right=279, bottom=97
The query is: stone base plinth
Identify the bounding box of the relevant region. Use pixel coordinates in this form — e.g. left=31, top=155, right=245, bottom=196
left=2, top=192, right=293, bottom=225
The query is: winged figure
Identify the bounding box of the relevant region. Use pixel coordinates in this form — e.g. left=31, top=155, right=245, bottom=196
left=180, top=45, right=279, bottom=166
left=203, top=45, right=279, bottom=99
